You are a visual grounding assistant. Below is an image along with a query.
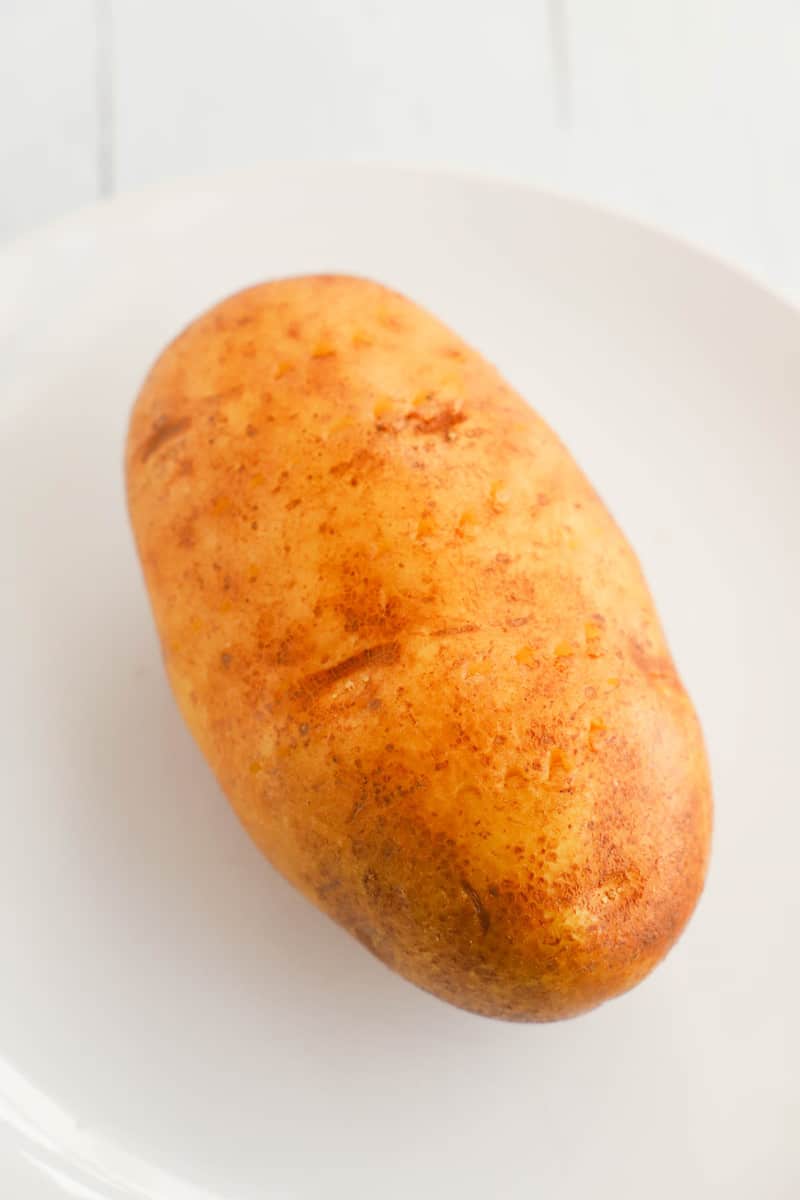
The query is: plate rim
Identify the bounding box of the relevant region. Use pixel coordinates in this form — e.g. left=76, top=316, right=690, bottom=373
left=2, top=158, right=798, bottom=322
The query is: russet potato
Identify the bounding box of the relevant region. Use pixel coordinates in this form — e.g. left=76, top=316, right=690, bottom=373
left=126, top=275, right=711, bottom=1021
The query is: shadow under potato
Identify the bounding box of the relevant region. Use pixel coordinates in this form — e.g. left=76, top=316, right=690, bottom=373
left=76, top=604, right=428, bottom=1035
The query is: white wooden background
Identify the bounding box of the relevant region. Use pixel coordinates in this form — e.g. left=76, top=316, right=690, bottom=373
left=2, top=1, right=799, bottom=303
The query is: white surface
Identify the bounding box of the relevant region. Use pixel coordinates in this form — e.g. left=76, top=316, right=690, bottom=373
left=112, top=1, right=556, bottom=186
left=1, top=163, right=798, bottom=1198
left=0, top=0, right=99, bottom=239
left=2, top=2, right=800, bottom=301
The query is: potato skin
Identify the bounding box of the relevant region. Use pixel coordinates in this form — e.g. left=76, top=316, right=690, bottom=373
left=126, top=275, right=711, bottom=1021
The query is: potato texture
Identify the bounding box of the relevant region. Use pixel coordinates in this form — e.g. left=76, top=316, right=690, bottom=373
left=126, top=275, right=711, bottom=1021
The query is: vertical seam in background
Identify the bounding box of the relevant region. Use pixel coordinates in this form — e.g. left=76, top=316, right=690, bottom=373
left=95, top=0, right=115, bottom=198
left=547, top=0, right=573, bottom=130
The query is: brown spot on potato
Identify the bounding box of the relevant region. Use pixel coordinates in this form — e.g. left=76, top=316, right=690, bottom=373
left=139, top=415, right=192, bottom=463
left=329, top=449, right=375, bottom=477
left=347, top=800, right=366, bottom=823
left=431, top=623, right=479, bottom=636
left=628, top=637, right=678, bottom=685
left=406, top=406, right=467, bottom=437
left=177, top=519, right=196, bottom=548
left=294, top=641, right=401, bottom=699
left=505, top=615, right=530, bottom=629
left=318, top=878, right=342, bottom=897
left=461, top=880, right=491, bottom=934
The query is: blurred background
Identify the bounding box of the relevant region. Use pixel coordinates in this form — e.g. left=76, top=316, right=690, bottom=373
left=2, top=0, right=799, bottom=302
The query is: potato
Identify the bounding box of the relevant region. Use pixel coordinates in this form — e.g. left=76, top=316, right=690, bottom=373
left=126, top=275, right=711, bottom=1021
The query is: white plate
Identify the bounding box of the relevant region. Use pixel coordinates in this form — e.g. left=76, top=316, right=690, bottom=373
left=1, top=164, right=797, bottom=1199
